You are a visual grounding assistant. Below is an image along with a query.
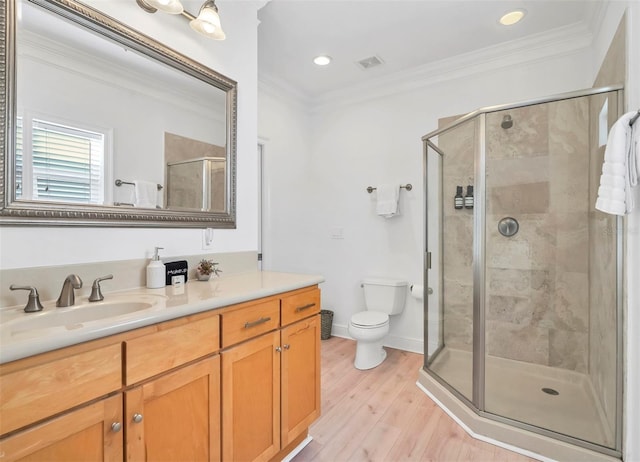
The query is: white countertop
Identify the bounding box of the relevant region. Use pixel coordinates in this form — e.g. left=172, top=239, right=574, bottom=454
left=0, top=271, right=324, bottom=364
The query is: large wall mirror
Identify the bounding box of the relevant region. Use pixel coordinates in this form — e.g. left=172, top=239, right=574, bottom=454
left=0, top=0, right=237, bottom=227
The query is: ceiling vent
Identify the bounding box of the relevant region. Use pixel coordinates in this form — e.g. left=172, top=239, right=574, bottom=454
left=357, top=55, right=384, bottom=70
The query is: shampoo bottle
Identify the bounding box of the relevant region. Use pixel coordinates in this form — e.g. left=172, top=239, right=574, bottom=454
left=454, top=186, right=464, bottom=209
left=465, top=185, right=474, bottom=209
left=146, top=247, right=166, bottom=289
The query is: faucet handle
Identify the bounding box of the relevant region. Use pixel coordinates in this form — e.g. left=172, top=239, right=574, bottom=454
left=89, top=274, right=113, bottom=302
left=10, top=285, right=44, bottom=312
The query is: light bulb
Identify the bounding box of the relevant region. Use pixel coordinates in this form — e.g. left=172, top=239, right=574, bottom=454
left=499, top=10, right=526, bottom=26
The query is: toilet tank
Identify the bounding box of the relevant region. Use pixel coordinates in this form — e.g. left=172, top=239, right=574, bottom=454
left=362, top=278, right=408, bottom=315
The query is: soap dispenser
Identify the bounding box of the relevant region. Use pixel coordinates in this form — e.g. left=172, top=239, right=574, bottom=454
left=146, top=247, right=166, bottom=289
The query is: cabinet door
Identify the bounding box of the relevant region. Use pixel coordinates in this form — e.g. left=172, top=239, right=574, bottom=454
left=0, top=394, right=123, bottom=462
left=280, top=315, right=321, bottom=447
left=221, top=331, right=280, bottom=462
left=126, top=355, right=220, bottom=462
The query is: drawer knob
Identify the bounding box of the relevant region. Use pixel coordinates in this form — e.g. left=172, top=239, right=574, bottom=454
left=132, top=413, right=143, bottom=424
left=111, top=422, right=122, bottom=433
left=283, top=344, right=290, bottom=350
left=275, top=346, right=282, bottom=352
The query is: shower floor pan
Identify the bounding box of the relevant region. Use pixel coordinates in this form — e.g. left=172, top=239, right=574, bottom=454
left=429, top=347, right=614, bottom=448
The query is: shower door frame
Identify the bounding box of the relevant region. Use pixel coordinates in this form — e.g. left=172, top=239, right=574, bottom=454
left=422, top=85, right=625, bottom=458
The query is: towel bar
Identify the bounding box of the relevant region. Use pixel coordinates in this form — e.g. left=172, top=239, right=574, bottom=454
left=115, top=179, right=163, bottom=190
left=630, top=109, right=640, bottom=127
left=366, top=184, right=412, bottom=194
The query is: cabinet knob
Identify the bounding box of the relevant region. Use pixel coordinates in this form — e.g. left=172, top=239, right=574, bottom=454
left=275, top=346, right=282, bottom=352
left=111, top=422, right=122, bottom=433
left=283, top=344, right=290, bottom=350
left=132, top=413, right=143, bottom=423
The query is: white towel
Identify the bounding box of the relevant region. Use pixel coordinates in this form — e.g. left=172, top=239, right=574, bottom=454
left=134, top=180, right=158, bottom=208
left=595, top=111, right=640, bottom=215
left=376, top=184, right=400, bottom=218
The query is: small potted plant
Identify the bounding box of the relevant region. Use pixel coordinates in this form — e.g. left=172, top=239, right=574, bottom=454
left=196, top=259, right=221, bottom=281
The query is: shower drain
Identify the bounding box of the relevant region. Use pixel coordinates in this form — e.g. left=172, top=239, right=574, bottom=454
left=542, top=387, right=559, bottom=396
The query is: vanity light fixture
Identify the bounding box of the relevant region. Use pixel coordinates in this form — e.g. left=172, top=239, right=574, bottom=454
left=190, top=1, right=226, bottom=40
left=313, top=55, right=332, bottom=66
left=141, top=0, right=183, bottom=14
left=499, top=9, right=526, bottom=26
left=136, top=0, right=226, bottom=40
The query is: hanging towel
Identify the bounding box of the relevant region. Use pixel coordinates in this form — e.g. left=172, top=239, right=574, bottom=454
left=134, top=180, right=158, bottom=208
left=376, top=184, right=400, bottom=218
left=595, top=111, right=640, bottom=215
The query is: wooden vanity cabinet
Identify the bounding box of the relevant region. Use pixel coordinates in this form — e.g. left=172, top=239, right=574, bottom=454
left=0, top=285, right=321, bottom=462
left=280, top=314, right=321, bottom=448
left=125, top=355, right=220, bottom=462
left=0, top=341, right=124, bottom=462
left=221, top=330, right=281, bottom=462
left=123, top=313, right=221, bottom=462
left=0, top=394, right=123, bottom=462
left=221, top=287, right=321, bottom=462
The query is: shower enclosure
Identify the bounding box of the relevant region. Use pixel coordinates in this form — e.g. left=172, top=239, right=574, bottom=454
left=421, top=86, right=623, bottom=458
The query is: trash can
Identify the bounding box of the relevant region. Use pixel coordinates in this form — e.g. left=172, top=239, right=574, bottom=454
left=320, top=309, right=334, bottom=340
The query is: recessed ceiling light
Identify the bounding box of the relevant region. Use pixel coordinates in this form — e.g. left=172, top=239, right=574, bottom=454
left=313, top=55, right=332, bottom=66
left=499, top=9, right=526, bottom=26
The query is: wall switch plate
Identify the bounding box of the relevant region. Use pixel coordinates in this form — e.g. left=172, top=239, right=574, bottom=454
left=330, top=227, right=344, bottom=239
left=202, top=228, right=214, bottom=249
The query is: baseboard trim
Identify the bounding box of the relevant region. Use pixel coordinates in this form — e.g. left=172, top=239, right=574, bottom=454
left=330, top=323, right=424, bottom=354
left=281, top=435, right=313, bottom=462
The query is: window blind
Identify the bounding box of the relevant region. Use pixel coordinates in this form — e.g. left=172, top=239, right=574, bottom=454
left=16, top=118, right=105, bottom=204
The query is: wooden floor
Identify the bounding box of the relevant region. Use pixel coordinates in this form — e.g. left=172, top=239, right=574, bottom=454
left=294, top=337, right=535, bottom=462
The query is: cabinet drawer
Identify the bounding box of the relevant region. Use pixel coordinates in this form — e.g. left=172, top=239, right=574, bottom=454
left=0, top=342, right=122, bottom=436
left=221, top=300, right=280, bottom=348
left=125, top=315, right=219, bottom=385
left=281, top=288, right=321, bottom=326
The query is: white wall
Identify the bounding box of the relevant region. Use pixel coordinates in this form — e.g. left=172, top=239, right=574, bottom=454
left=257, top=87, right=313, bottom=274
left=0, top=0, right=259, bottom=269
left=260, top=43, right=593, bottom=353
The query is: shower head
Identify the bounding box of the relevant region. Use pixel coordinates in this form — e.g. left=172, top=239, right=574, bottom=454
left=501, top=114, right=513, bottom=129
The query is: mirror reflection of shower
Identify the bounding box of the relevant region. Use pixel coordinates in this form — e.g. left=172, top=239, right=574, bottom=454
left=501, top=114, right=513, bottom=129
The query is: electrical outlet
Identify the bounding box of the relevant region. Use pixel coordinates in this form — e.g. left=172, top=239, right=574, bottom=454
left=202, top=228, right=214, bottom=249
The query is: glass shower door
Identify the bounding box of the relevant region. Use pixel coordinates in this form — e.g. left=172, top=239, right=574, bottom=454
left=425, top=118, right=478, bottom=403
left=482, top=93, right=620, bottom=449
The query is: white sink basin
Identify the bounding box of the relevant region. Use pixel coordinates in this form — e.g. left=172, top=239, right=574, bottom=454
left=2, top=294, right=167, bottom=338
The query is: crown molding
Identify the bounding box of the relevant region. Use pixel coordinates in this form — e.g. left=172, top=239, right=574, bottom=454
left=258, top=21, right=594, bottom=114
left=258, top=74, right=313, bottom=112
left=310, top=21, right=593, bottom=113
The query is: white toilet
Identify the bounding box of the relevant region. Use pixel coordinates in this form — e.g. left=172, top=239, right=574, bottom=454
left=348, top=278, right=408, bottom=370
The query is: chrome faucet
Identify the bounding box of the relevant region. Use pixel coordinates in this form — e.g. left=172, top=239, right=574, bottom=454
left=56, top=274, right=83, bottom=307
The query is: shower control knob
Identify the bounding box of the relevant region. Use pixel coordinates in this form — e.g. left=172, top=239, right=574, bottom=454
left=498, top=217, right=519, bottom=237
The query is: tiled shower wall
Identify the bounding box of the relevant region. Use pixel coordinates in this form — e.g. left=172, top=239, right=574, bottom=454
left=484, top=100, right=590, bottom=371
left=440, top=118, right=476, bottom=352
left=440, top=98, right=596, bottom=372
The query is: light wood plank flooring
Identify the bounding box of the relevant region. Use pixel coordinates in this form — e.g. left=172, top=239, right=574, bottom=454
left=294, top=337, right=535, bottom=462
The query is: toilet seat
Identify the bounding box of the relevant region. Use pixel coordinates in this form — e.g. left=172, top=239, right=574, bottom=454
left=350, top=311, right=388, bottom=329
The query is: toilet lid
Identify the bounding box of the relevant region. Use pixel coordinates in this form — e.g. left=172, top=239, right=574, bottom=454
left=351, top=311, right=389, bottom=328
